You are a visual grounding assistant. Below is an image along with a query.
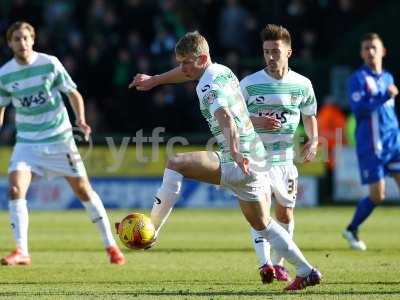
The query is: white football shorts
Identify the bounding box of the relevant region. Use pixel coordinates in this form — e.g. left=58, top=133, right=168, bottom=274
left=8, top=140, right=87, bottom=179
left=216, top=152, right=270, bottom=202
left=267, top=164, right=298, bottom=208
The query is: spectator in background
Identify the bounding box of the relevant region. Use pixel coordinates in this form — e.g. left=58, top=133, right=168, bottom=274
left=0, top=0, right=386, bottom=137
left=217, top=0, right=252, bottom=55
left=318, top=95, right=347, bottom=170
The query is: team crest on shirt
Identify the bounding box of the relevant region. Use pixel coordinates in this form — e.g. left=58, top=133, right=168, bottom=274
left=351, top=91, right=362, bottom=102
left=203, top=90, right=217, bottom=105
left=290, top=94, right=299, bottom=105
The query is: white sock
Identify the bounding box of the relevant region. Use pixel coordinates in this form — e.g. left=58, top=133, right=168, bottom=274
left=82, top=191, right=116, bottom=248
left=256, top=219, right=312, bottom=277
left=151, top=168, right=183, bottom=235
left=9, top=199, right=29, bottom=256
left=271, top=220, right=294, bottom=266
left=250, top=227, right=271, bottom=267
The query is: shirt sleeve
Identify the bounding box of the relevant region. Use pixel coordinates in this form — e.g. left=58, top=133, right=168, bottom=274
left=300, top=81, right=317, bottom=115
left=52, top=57, right=77, bottom=94
left=239, top=79, right=250, bottom=105
left=202, top=84, right=230, bottom=116
left=348, top=72, right=390, bottom=116
left=0, top=85, right=11, bottom=107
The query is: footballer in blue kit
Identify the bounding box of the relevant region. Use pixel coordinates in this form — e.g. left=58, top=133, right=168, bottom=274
left=343, top=33, right=399, bottom=250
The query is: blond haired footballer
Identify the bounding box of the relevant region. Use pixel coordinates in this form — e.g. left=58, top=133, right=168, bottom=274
left=0, top=22, right=125, bottom=265
left=129, top=31, right=321, bottom=291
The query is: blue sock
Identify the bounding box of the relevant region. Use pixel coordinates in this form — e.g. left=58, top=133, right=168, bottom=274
left=347, top=197, right=376, bottom=232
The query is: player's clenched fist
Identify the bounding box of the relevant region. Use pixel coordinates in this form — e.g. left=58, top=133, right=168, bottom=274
left=128, top=73, right=157, bottom=91
left=388, top=84, right=399, bottom=98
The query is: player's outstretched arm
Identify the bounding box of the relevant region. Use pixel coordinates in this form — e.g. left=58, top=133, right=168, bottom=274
left=302, top=114, right=318, bottom=162
left=129, top=66, right=191, bottom=91
left=214, top=108, right=250, bottom=175
left=67, top=89, right=92, bottom=141
left=0, top=107, right=5, bottom=128
left=250, top=116, right=281, bottom=130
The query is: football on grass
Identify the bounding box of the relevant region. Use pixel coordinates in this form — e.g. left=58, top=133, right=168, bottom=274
left=115, top=213, right=156, bottom=250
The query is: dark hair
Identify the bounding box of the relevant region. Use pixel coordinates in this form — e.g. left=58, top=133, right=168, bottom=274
left=260, top=24, right=291, bottom=46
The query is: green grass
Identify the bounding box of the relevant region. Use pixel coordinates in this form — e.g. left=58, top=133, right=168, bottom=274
left=0, top=207, right=399, bottom=299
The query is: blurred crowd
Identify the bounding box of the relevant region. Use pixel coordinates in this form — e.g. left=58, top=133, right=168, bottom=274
left=0, top=0, right=383, bottom=140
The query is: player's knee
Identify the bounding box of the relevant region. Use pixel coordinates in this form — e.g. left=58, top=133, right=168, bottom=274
left=370, top=192, right=385, bottom=204
left=166, top=154, right=187, bottom=173
left=9, top=185, right=22, bottom=199
left=75, top=184, right=92, bottom=201
left=8, top=185, right=21, bottom=199
left=249, top=217, right=270, bottom=231
left=276, top=214, right=291, bottom=224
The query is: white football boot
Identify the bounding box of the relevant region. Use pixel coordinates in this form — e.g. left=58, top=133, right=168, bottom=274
left=342, top=230, right=367, bottom=251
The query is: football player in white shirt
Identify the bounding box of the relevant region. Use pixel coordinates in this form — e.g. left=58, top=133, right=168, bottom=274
left=0, top=22, right=125, bottom=266
left=130, top=31, right=321, bottom=291
left=240, top=24, right=318, bottom=284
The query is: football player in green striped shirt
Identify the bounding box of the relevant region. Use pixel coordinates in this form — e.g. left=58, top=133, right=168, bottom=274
left=131, top=31, right=321, bottom=291
left=0, top=22, right=125, bottom=266
left=240, top=24, right=318, bottom=286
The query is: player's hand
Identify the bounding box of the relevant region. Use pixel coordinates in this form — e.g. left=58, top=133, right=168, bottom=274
left=388, top=84, right=399, bottom=98
left=128, top=73, right=157, bottom=91
left=252, top=116, right=281, bottom=130
left=233, top=152, right=250, bottom=176
left=302, top=139, right=318, bottom=163
left=76, top=120, right=91, bottom=141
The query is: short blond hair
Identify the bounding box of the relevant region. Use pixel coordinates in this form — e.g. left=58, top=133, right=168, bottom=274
left=175, top=31, right=209, bottom=57
left=6, top=21, right=35, bottom=42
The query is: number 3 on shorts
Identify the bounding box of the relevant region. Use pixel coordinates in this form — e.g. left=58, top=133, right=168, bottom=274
left=287, top=178, right=298, bottom=195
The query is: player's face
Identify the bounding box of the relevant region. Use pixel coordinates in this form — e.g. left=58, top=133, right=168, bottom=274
left=8, top=29, right=34, bottom=63
left=176, top=53, right=204, bottom=79
left=263, top=40, right=291, bottom=74
left=361, top=39, right=385, bottom=68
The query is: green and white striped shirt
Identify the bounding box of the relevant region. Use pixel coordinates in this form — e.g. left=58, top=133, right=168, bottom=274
left=196, top=63, right=266, bottom=165
left=240, top=69, right=317, bottom=165
left=0, top=52, right=76, bottom=144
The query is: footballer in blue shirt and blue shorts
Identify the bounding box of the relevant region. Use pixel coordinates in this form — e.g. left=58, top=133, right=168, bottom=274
left=343, top=33, right=399, bottom=250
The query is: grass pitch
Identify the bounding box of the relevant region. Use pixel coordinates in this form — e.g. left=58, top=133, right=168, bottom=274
left=0, top=207, right=399, bottom=300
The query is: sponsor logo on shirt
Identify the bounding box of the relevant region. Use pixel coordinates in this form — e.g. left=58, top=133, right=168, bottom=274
left=201, top=84, right=211, bottom=92
left=255, top=96, right=265, bottom=104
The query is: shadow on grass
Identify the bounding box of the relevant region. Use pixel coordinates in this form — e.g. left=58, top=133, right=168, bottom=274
left=0, top=247, right=392, bottom=253
left=1, top=280, right=400, bottom=286
left=0, top=289, right=400, bottom=297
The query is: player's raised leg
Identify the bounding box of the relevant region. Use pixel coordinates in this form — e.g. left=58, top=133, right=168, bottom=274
left=1, top=170, right=32, bottom=266
left=343, top=179, right=384, bottom=251
left=151, top=151, right=220, bottom=235
left=65, top=176, right=125, bottom=265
